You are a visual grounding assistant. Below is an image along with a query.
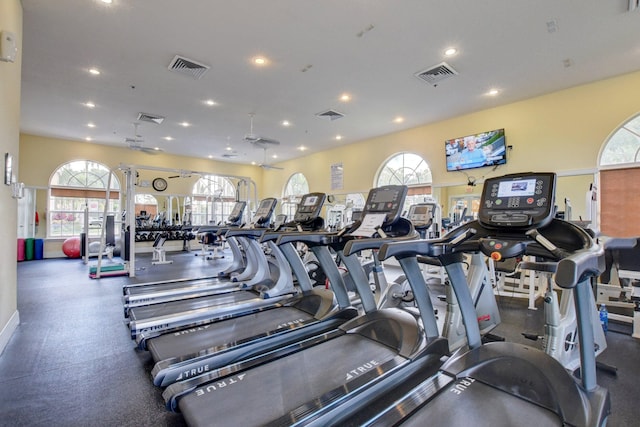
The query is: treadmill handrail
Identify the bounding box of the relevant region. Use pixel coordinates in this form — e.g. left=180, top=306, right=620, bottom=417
left=556, top=245, right=605, bottom=289
left=275, top=230, right=343, bottom=246
left=603, top=236, right=638, bottom=250
left=225, top=228, right=268, bottom=238
left=343, top=231, right=419, bottom=257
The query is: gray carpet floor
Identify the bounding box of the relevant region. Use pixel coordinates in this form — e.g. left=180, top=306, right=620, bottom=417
left=0, top=249, right=638, bottom=426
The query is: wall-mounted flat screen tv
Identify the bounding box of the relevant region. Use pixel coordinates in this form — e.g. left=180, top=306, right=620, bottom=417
left=445, top=128, right=506, bottom=172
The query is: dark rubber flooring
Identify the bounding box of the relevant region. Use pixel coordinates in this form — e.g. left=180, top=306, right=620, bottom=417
left=1, top=249, right=639, bottom=426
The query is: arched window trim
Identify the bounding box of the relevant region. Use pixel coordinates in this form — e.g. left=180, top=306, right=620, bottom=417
left=375, top=152, right=434, bottom=217
left=48, top=160, right=120, bottom=238
left=374, top=151, right=433, bottom=188
left=598, top=112, right=640, bottom=168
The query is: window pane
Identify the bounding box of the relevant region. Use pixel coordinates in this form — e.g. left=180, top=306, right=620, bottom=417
left=600, top=127, right=640, bottom=165
left=48, top=161, right=120, bottom=238
left=376, top=153, right=432, bottom=187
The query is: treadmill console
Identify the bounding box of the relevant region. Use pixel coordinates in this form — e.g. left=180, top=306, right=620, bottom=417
left=228, top=201, right=246, bottom=225
left=364, top=185, right=408, bottom=224
left=407, top=203, right=435, bottom=228
left=293, top=193, right=326, bottom=224
left=252, top=198, right=278, bottom=225
left=478, top=172, right=556, bottom=229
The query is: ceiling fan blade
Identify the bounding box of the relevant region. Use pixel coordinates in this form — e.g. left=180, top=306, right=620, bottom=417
left=129, top=145, right=162, bottom=154
left=260, top=163, right=283, bottom=170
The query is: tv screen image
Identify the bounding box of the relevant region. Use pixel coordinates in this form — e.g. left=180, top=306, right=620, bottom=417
left=445, top=128, right=506, bottom=172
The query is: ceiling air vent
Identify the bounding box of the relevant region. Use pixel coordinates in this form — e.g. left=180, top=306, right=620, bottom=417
left=222, top=153, right=239, bottom=158
left=137, top=112, right=165, bottom=125
left=414, top=62, right=458, bottom=87
left=316, top=109, right=345, bottom=121
left=168, top=55, right=210, bottom=79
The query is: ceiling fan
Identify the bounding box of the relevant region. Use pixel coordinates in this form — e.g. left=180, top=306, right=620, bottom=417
left=125, top=122, right=163, bottom=154
left=244, top=113, right=281, bottom=149
left=258, top=147, right=283, bottom=170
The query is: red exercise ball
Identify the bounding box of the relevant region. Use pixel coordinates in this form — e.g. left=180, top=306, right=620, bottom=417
left=62, top=237, right=81, bottom=258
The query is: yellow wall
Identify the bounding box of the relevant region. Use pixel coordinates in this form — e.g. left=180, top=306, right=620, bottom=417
left=0, top=0, right=22, bottom=353
left=19, top=134, right=263, bottom=192
left=261, top=70, right=640, bottom=219
left=19, top=70, right=640, bottom=231
left=20, top=71, right=640, bottom=228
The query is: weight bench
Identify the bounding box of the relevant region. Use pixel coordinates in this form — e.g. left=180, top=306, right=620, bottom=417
left=152, top=233, right=173, bottom=265
left=196, top=226, right=225, bottom=260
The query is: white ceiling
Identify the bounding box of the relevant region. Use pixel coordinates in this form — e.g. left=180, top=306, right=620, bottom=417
left=18, top=0, right=640, bottom=166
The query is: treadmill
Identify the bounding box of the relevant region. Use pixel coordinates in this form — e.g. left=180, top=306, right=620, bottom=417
left=163, top=185, right=449, bottom=427
left=122, top=201, right=248, bottom=310
left=340, top=172, right=610, bottom=427
left=147, top=193, right=362, bottom=386
left=127, top=198, right=290, bottom=341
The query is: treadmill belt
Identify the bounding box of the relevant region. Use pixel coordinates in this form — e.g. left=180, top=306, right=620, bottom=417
left=129, top=290, right=255, bottom=320
left=126, top=278, right=227, bottom=295
left=180, top=334, right=400, bottom=427
left=400, top=377, right=561, bottom=427
left=148, top=306, right=313, bottom=361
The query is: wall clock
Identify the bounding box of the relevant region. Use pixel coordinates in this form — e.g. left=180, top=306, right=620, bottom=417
left=152, top=177, right=168, bottom=192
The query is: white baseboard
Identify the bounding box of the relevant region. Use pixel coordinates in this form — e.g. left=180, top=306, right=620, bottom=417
left=0, top=310, right=20, bottom=356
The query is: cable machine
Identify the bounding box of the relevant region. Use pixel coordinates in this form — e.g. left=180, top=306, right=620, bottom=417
left=115, top=164, right=255, bottom=278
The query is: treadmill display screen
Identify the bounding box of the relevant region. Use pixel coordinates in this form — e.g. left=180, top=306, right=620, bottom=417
left=229, top=202, right=245, bottom=219
left=364, top=185, right=408, bottom=224
left=303, top=195, right=318, bottom=206
left=496, top=179, right=536, bottom=198
left=479, top=172, right=556, bottom=229
left=253, top=198, right=277, bottom=224
left=294, top=193, right=326, bottom=221
left=408, top=204, right=434, bottom=226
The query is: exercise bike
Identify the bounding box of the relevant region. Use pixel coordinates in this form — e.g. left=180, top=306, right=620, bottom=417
left=520, top=229, right=616, bottom=375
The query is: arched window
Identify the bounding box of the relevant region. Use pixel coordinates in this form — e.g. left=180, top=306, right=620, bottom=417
left=599, top=113, right=640, bottom=237
left=282, top=172, right=309, bottom=220
left=48, top=160, right=120, bottom=238
left=375, top=152, right=433, bottom=213
left=190, top=175, right=237, bottom=225
left=600, top=114, right=640, bottom=166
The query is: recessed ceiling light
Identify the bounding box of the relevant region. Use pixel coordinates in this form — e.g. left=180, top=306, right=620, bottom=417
left=163, top=136, right=174, bottom=141
left=225, top=146, right=232, bottom=151
left=87, top=122, right=96, bottom=128
left=153, top=147, right=161, bottom=151
left=282, top=120, right=291, bottom=127
left=393, top=116, right=405, bottom=123
left=101, top=0, right=113, bottom=4
left=444, top=47, right=458, bottom=57
left=298, top=145, right=307, bottom=151
left=88, top=68, right=101, bottom=75
left=251, top=161, right=257, bottom=165
left=208, top=155, right=213, bottom=159
left=204, top=99, right=216, bottom=106
left=180, top=121, right=191, bottom=127
left=85, top=137, right=92, bottom=141
left=487, top=88, right=500, bottom=96
left=335, top=135, right=343, bottom=141
left=340, top=93, right=351, bottom=102
left=84, top=102, right=95, bottom=108
left=253, top=57, right=267, bottom=66
left=272, top=154, right=278, bottom=159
